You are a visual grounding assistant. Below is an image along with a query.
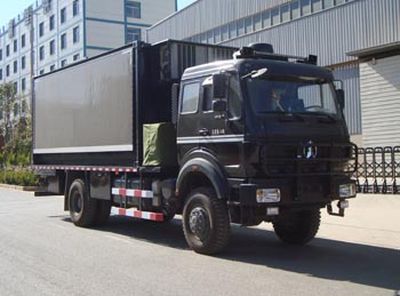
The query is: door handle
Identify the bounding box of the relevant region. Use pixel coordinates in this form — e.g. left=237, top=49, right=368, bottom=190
left=198, top=128, right=210, bottom=136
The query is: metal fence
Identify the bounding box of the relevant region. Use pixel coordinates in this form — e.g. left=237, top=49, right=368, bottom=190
left=353, top=146, right=400, bottom=194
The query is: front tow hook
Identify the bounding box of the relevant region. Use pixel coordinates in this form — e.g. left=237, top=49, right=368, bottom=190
left=327, top=200, right=349, bottom=217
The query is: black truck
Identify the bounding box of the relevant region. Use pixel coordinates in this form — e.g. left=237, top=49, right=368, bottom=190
left=33, top=40, right=357, bottom=254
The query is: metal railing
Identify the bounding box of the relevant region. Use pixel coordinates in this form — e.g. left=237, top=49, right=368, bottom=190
left=353, top=146, right=400, bottom=194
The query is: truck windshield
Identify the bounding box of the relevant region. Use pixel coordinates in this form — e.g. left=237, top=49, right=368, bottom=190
left=246, top=77, right=340, bottom=117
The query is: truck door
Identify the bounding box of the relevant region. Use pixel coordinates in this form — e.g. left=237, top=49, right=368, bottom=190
left=197, top=76, right=243, bottom=175
left=177, top=80, right=202, bottom=157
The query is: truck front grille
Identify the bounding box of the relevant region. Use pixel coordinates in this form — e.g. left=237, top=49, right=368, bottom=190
left=259, top=142, right=357, bottom=177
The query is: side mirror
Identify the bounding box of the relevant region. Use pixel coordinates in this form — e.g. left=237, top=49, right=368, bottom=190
left=213, top=74, right=227, bottom=99
left=212, top=99, right=227, bottom=112
left=336, top=89, right=345, bottom=111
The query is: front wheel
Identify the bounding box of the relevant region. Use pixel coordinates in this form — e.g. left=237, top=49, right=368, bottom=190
left=273, top=209, right=321, bottom=245
left=182, top=187, right=230, bottom=255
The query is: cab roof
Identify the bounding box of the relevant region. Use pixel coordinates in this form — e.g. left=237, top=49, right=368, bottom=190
left=181, top=58, right=334, bottom=82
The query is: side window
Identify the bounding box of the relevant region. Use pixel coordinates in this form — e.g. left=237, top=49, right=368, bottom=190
left=201, top=76, right=213, bottom=112
left=202, top=85, right=213, bottom=111
left=181, top=82, right=200, bottom=114
left=228, top=76, right=242, bottom=119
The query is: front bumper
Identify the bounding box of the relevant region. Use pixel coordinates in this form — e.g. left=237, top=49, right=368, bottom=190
left=239, top=175, right=356, bottom=207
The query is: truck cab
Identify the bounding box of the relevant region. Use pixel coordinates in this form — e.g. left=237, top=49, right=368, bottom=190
left=175, top=44, right=357, bottom=253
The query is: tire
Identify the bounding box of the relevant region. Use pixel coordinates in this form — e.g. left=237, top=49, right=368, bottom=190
left=94, top=200, right=111, bottom=226
left=273, top=209, right=321, bottom=245
left=182, top=187, right=230, bottom=255
left=68, top=179, right=97, bottom=227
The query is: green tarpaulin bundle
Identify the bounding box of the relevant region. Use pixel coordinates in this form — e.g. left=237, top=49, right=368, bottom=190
left=143, top=123, right=177, bottom=167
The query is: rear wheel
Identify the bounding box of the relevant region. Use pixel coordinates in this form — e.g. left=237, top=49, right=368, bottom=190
left=273, top=209, right=321, bottom=245
left=182, top=187, right=230, bottom=255
left=68, top=179, right=97, bottom=227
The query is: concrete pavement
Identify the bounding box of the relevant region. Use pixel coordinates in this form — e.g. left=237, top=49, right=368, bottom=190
left=0, top=189, right=398, bottom=296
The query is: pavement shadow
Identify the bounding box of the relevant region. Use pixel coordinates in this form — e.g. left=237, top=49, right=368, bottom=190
left=61, top=215, right=400, bottom=290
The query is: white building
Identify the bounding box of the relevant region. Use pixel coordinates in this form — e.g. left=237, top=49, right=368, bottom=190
left=0, top=0, right=176, bottom=114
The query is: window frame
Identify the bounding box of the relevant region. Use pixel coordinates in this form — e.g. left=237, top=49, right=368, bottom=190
left=126, top=1, right=141, bottom=19
left=180, top=81, right=201, bottom=115
left=39, top=22, right=45, bottom=37
left=60, top=7, right=67, bottom=24
left=73, top=26, right=80, bottom=43
left=73, top=0, right=80, bottom=16
left=61, top=33, right=67, bottom=49
left=49, top=15, right=55, bottom=31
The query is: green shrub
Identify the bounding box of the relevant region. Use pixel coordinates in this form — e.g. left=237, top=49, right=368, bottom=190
left=0, top=169, right=39, bottom=186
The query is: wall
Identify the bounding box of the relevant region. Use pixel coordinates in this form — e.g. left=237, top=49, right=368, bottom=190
left=360, top=55, right=400, bottom=147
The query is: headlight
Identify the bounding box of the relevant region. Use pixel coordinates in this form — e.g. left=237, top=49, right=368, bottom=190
left=256, top=188, right=281, bottom=203
left=339, top=183, right=356, bottom=198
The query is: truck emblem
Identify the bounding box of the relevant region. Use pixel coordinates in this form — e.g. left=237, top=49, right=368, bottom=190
left=303, top=141, right=318, bottom=159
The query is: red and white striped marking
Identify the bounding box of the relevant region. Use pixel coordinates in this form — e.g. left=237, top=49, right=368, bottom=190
left=32, top=165, right=137, bottom=173
left=111, top=188, right=153, bottom=199
left=111, top=207, right=164, bottom=222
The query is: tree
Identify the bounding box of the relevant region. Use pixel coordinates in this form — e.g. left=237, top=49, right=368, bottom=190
left=0, top=83, right=17, bottom=143
left=0, top=83, right=32, bottom=167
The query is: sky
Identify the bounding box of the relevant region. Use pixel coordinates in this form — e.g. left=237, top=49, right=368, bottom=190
left=0, top=0, right=197, bottom=26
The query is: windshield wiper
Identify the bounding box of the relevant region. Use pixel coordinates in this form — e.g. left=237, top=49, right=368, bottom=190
left=315, top=113, right=337, bottom=123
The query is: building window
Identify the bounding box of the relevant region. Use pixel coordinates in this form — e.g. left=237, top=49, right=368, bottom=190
left=301, top=0, right=311, bottom=16
left=13, top=40, right=17, bottom=52
left=206, top=30, right=213, bottom=44
left=254, top=13, right=262, bottom=31
left=291, top=1, right=300, bottom=19
left=271, top=7, right=280, bottom=25
left=262, top=10, right=271, bottom=28
left=6, top=45, right=10, bottom=57
left=281, top=4, right=290, bottom=22
left=39, top=46, right=45, bottom=60
left=73, top=0, right=79, bottom=16
left=60, top=7, right=66, bottom=24
left=13, top=60, right=18, bottom=73
left=13, top=102, right=19, bottom=116
left=126, top=27, right=141, bottom=43
left=221, top=24, right=229, bottom=41
left=214, top=27, right=221, bottom=43
left=335, top=0, right=346, bottom=5
left=73, top=26, right=80, bottom=43
left=237, top=19, right=245, bottom=36
left=50, top=64, right=56, bottom=71
left=61, top=59, right=67, bottom=67
left=324, top=0, right=334, bottom=8
left=61, top=33, right=67, bottom=49
left=22, top=78, right=26, bottom=92
left=229, top=22, right=237, bottom=39
left=0, top=69, right=2, bottom=80
left=245, top=16, right=253, bottom=34
left=73, top=53, right=80, bottom=61
left=39, top=22, right=45, bottom=37
left=21, top=100, right=27, bottom=113
left=6, top=65, right=10, bottom=76
left=126, top=1, right=141, bottom=18
left=0, top=49, right=2, bottom=61
left=312, top=0, right=323, bottom=12
left=39, top=69, right=45, bottom=75
left=50, top=40, right=55, bottom=55
left=49, top=15, right=55, bottom=30
left=21, top=56, right=26, bottom=69
left=21, top=34, right=26, bottom=48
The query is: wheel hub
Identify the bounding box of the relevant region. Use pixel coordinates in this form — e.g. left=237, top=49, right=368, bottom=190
left=72, top=192, right=83, bottom=213
left=189, top=207, right=209, bottom=241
